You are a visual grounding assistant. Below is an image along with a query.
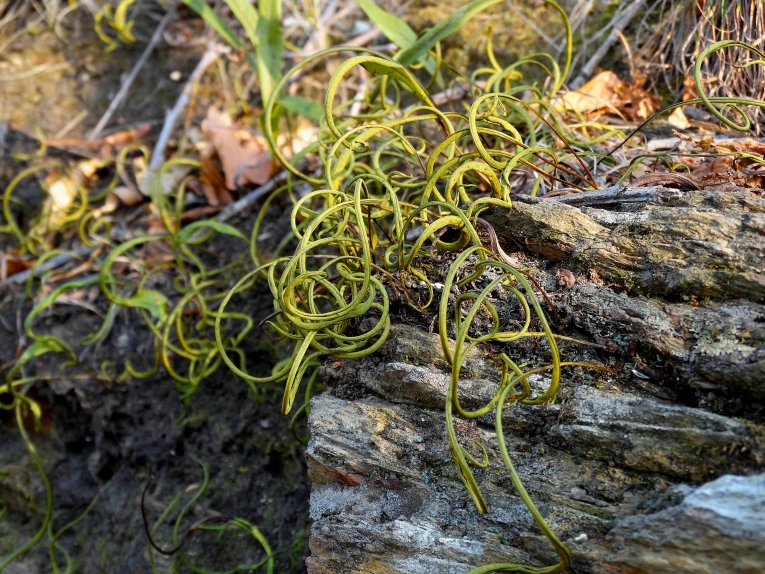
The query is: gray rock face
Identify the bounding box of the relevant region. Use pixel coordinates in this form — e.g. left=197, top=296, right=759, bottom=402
left=485, top=191, right=765, bottom=300
left=305, top=190, right=765, bottom=573
left=305, top=327, right=764, bottom=573
left=605, top=473, right=765, bottom=574
left=548, top=386, right=756, bottom=480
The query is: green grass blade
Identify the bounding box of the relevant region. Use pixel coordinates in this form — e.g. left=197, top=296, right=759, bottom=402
left=182, top=0, right=259, bottom=78
left=256, top=0, right=283, bottom=102
left=177, top=220, right=247, bottom=243
left=181, top=0, right=244, bottom=50
left=398, top=0, right=503, bottom=66
left=353, top=0, right=416, bottom=48
left=223, top=0, right=260, bottom=48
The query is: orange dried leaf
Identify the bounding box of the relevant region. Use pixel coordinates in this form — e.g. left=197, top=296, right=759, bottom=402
left=103, top=123, right=151, bottom=148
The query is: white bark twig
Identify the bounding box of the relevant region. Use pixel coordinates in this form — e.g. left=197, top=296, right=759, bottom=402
left=5, top=246, right=94, bottom=286
left=216, top=172, right=289, bottom=223
left=87, top=9, right=173, bottom=141
left=545, top=184, right=682, bottom=208
left=149, top=41, right=230, bottom=170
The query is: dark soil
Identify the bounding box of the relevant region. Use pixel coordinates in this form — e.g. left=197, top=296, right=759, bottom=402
left=0, top=227, right=312, bottom=573
left=0, top=8, right=312, bottom=573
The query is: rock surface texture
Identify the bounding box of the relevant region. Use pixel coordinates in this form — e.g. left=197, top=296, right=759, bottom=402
left=305, top=189, right=765, bottom=573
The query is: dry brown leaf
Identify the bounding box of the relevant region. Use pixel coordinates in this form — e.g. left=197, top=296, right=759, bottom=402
left=692, top=156, right=734, bottom=180
left=0, top=250, right=32, bottom=281
left=682, top=75, right=699, bottom=102
left=713, top=138, right=765, bottom=157
left=672, top=129, right=714, bottom=151
left=667, top=107, right=690, bottom=129
left=745, top=175, right=764, bottom=190
left=201, top=106, right=274, bottom=190
left=691, top=138, right=765, bottom=190
left=556, top=71, right=660, bottom=121
left=619, top=88, right=661, bottom=122
left=199, top=156, right=233, bottom=206
left=555, top=71, right=624, bottom=114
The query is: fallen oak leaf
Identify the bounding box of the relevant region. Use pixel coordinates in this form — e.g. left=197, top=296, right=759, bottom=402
left=554, top=71, right=625, bottom=114
left=201, top=106, right=274, bottom=190
left=619, top=87, right=661, bottom=122
left=555, top=70, right=660, bottom=121
left=712, top=137, right=765, bottom=158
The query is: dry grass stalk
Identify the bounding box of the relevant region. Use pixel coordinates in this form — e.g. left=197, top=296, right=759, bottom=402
left=636, top=0, right=765, bottom=128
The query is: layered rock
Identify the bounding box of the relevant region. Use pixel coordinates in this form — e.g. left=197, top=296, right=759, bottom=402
left=305, top=189, right=765, bottom=573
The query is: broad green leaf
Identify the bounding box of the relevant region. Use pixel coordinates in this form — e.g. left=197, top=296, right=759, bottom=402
left=398, top=0, right=503, bottom=67
left=353, top=0, right=416, bottom=49
left=177, top=219, right=248, bottom=243
left=256, top=0, right=283, bottom=102
left=279, top=95, right=323, bottom=122
left=123, top=290, right=168, bottom=320
left=354, top=0, right=438, bottom=79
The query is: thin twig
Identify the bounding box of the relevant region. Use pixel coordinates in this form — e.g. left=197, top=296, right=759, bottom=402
left=54, top=110, right=89, bottom=140
left=4, top=246, right=93, bottom=286
left=88, top=9, right=173, bottom=141
left=570, top=0, right=647, bottom=89
left=543, top=184, right=683, bottom=208
left=0, top=61, right=69, bottom=82
left=149, top=41, right=230, bottom=170
left=140, top=476, right=227, bottom=556
left=216, top=172, right=298, bottom=223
